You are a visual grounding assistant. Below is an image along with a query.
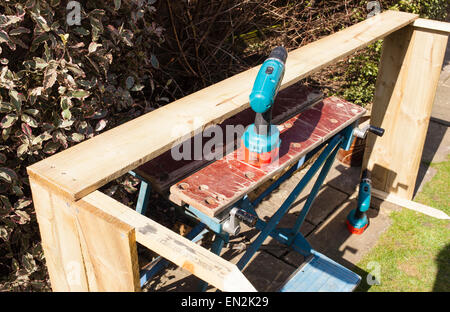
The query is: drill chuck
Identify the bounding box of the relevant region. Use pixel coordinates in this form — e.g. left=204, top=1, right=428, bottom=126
left=268, top=46, right=288, bottom=64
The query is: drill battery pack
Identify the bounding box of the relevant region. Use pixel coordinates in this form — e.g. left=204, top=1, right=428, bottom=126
left=240, top=124, right=280, bottom=167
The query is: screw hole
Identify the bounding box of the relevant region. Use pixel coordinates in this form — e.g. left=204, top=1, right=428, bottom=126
left=245, top=171, right=255, bottom=179
left=205, top=197, right=216, bottom=205
left=178, top=182, right=189, bottom=190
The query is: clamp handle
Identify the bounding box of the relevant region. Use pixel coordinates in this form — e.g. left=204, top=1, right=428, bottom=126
left=223, top=208, right=258, bottom=236
left=353, top=124, right=385, bottom=139
left=235, top=209, right=258, bottom=227
left=368, top=125, right=384, bottom=137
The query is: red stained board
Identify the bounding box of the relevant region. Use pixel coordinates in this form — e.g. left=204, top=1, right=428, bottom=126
left=170, top=96, right=366, bottom=217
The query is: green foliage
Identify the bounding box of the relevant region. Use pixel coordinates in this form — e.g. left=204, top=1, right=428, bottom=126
left=338, top=40, right=382, bottom=107
left=335, top=0, right=448, bottom=106
left=390, top=0, right=449, bottom=20
left=0, top=0, right=166, bottom=291
left=357, top=158, right=450, bottom=292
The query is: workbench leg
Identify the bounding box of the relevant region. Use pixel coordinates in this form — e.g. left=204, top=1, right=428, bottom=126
left=363, top=25, right=449, bottom=200
left=128, top=171, right=152, bottom=215
left=290, top=141, right=341, bottom=243
left=237, top=135, right=344, bottom=270
left=136, top=179, right=151, bottom=215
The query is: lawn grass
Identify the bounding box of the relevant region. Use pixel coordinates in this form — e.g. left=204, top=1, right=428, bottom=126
left=356, top=158, right=450, bottom=292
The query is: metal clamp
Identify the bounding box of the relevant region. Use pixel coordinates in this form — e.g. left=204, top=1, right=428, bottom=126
left=223, top=208, right=258, bottom=236
left=353, top=125, right=385, bottom=139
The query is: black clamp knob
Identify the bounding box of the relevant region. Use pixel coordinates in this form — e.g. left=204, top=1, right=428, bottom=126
left=368, top=125, right=385, bottom=137
left=234, top=209, right=258, bottom=227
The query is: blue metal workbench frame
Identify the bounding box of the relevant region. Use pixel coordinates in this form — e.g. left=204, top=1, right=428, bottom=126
left=130, top=121, right=361, bottom=291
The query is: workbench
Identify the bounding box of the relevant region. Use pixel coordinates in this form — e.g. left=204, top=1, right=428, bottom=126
left=133, top=82, right=366, bottom=291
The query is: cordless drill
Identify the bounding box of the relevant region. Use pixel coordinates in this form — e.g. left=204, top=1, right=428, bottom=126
left=241, top=46, right=287, bottom=167
left=346, top=124, right=385, bottom=234
left=346, top=169, right=371, bottom=234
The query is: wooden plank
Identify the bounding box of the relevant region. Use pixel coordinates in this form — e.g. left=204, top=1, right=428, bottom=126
left=30, top=178, right=141, bottom=291
left=363, top=26, right=449, bottom=199
left=81, top=191, right=257, bottom=292
left=29, top=179, right=89, bottom=291
left=413, top=18, right=450, bottom=33
left=74, top=199, right=141, bottom=291
left=372, top=188, right=450, bottom=220
left=171, top=97, right=366, bottom=217
left=27, top=10, right=418, bottom=201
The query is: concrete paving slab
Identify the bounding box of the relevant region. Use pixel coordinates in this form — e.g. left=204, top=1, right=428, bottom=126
left=253, top=167, right=317, bottom=219
left=290, top=185, right=349, bottom=225
left=431, top=30, right=450, bottom=123
left=250, top=157, right=361, bottom=221
left=197, top=250, right=296, bottom=292
left=283, top=250, right=306, bottom=268
left=253, top=162, right=352, bottom=225
left=431, top=85, right=450, bottom=124
left=439, top=67, right=450, bottom=87
left=420, top=120, right=450, bottom=164
left=241, top=251, right=295, bottom=291
left=143, top=264, right=200, bottom=292
left=414, top=120, right=449, bottom=195
left=307, top=199, right=392, bottom=269
left=260, top=238, right=291, bottom=258
left=259, top=221, right=316, bottom=261
left=324, top=161, right=362, bottom=195
left=222, top=218, right=315, bottom=261
left=415, top=165, right=438, bottom=195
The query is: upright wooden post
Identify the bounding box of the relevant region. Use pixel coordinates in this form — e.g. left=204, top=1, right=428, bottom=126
left=363, top=23, right=449, bottom=199
left=29, top=178, right=89, bottom=291
left=74, top=198, right=141, bottom=291
left=29, top=176, right=140, bottom=291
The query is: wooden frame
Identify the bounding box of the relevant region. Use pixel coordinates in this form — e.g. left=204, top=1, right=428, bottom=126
left=371, top=188, right=450, bottom=220
left=362, top=18, right=449, bottom=199
left=27, top=11, right=449, bottom=291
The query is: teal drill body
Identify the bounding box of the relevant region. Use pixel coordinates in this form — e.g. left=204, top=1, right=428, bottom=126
left=249, top=57, right=286, bottom=114
left=241, top=46, right=287, bottom=166
left=347, top=169, right=371, bottom=234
